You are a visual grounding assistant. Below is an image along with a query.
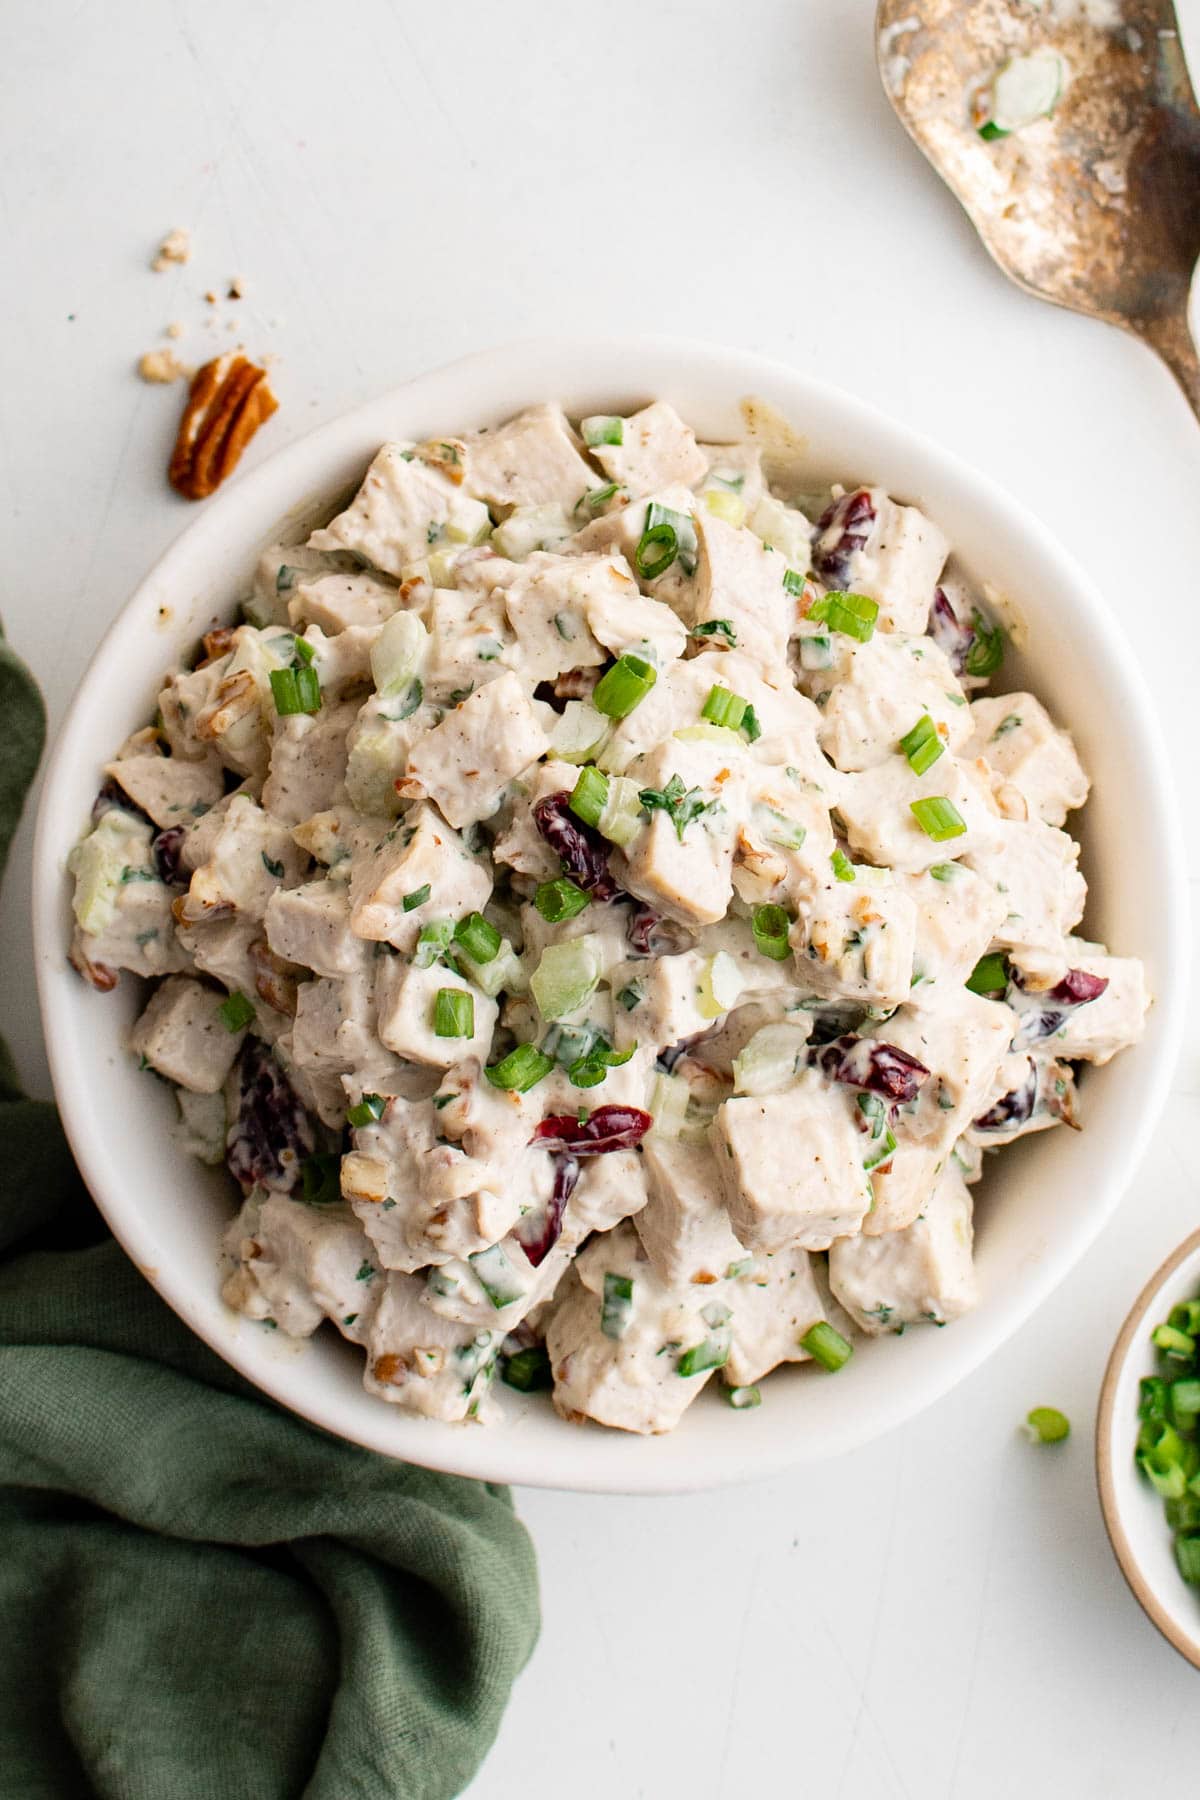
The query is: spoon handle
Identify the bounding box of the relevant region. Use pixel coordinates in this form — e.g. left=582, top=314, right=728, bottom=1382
left=1137, top=310, right=1200, bottom=427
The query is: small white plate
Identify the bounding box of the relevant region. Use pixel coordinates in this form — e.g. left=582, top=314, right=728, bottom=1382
left=1097, top=1229, right=1200, bottom=1670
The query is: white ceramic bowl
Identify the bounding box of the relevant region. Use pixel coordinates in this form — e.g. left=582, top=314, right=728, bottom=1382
left=1097, top=1231, right=1200, bottom=1668
left=32, top=337, right=1188, bottom=1494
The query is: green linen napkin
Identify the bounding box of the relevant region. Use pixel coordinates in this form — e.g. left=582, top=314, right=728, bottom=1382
left=0, top=628, right=539, bottom=1800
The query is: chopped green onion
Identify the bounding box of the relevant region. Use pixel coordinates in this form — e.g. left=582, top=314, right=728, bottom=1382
left=569, top=764, right=609, bottom=828
left=415, top=919, right=455, bottom=969
left=751, top=903, right=791, bottom=962
left=741, top=703, right=762, bottom=743
left=727, top=1385, right=762, bottom=1409
left=601, top=1272, right=634, bottom=1339
left=218, top=990, right=255, bottom=1033
left=346, top=1093, right=386, bottom=1128
left=1172, top=1301, right=1200, bottom=1334
left=579, top=482, right=620, bottom=514
left=808, top=590, right=878, bottom=643
left=634, top=522, right=678, bottom=581
left=929, top=862, right=960, bottom=882
left=966, top=952, right=1009, bottom=998
left=701, top=685, right=748, bottom=730
left=690, top=619, right=737, bottom=647
left=485, top=1043, right=555, bottom=1092
left=617, top=982, right=644, bottom=1012
left=292, top=636, right=315, bottom=667
left=800, top=1321, right=853, bottom=1371
left=965, top=612, right=1005, bottom=677
left=910, top=796, right=967, bottom=842
left=830, top=848, right=855, bottom=882
left=593, top=653, right=657, bottom=720
left=1176, top=1535, right=1200, bottom=1583
left=782, top=568, right=806, bottom=597
left=294, top=665, right=321, bottom=713
left=1140, top=1376, right=1170, bottom=1424
left=899, top=714, right=945, bottom=776
left=978, top=120, right=1009, bottom=140
left=454, top=911, right=501, bottom=964
left=1154, top=1324, right=1196, bottom=1362
left=300, top=1152, right=341, bottom=1206
left=677, top=1302, right=732, bottom=1377
left=468, top=1242, right=525, bottom=1309
left=402, top=884, right=431, bottom=913
left=799, top=632, right=833, bottom=672
left=269, top=668, right=301, bottom=716
left=534, top=877, right=590, bottom=923
left=1172, top=1379, right=1200, bottom=1422
left=502, top=1346, right=553, bottom=1392
left=433, top=988, right=474, bottom=1038
left=582, top=415, right=623, bottom=447
left=1025, top=1406, right=1070, bottom=1444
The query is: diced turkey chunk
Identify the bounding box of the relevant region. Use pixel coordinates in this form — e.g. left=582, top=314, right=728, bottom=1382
left=68, top=805, right=191, bottom=980
left=858, top=1139, right=942, bottom=1237
left=264, top=878, right=367, bottom=979
left=711, top=1071, right=873, bottom=1252
left=400, top=671, right=551, bottom=827
left=500, top=555, right=611, bottom=681
left=463, top=405, right=596, bottom=513
left=612, top=739, right=739, bottom=927
left=964, top=819, right=1086, bottom=955
left=261, top=697, right=357, bottom=827
left=129, top=976, right=245, bottom=1093
left=176, top=793, right=307, bottom=925
left=566, top=483, right=698, bottom=609
left=348, top=802, right=491, bottom=946
left=308, top=443, right=490, bottom=577
left=222, top=1194, right=381, bottom=1344
left=588, top=402, right=708, bottom=497
left=365, top=1273, right=501, bottom=1421
left=104, top=746, right=224, bottom=828
left=722, top=1249, right=830, bottom=1387
left=869, top=989, right=1014, bottom=1157
left=829, top=1162, right=978, bottom=1332
left=691, top=510, right=793, bottom=671
left=375, top=959, right=497, bottom=1068
left=837, top=756, right=1001, bottom=874
left=791, top=875, right=917, bottom=1010
left=580, top=559, right=688, bottom=665
left=812, top=488, right=949, bottom=634
left=608, top=949, right=716, bottom=1052
left=816, top=632, right=970, bottom=773
left=287, top=569, right=399, bottom=635
left=546, top=1222, right=718, bottom=1435
left=636, top=1137, right=746, bottom=1287
left=291, top=971, right=379, bottom=1077
left=900, top=864, right=1009, bottom=1001
left=963, top=693, right=1089, bottom=827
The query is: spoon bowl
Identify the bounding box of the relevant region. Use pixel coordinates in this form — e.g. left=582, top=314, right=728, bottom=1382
left=877, top=0, right=1200, bottom=418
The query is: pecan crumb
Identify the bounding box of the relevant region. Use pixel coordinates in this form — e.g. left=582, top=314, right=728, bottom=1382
left=227, top=276, right=246, bottom=299
left=137, top=348, right=188, bottom=385
left=168, top=353, right=278, bottom=501
left=165, top=320, right=185, bottom=340
left=151, top=227, right=191, bottom=272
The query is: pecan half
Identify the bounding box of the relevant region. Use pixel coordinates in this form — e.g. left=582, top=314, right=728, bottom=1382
left=169, top=354, right=278, bottom=501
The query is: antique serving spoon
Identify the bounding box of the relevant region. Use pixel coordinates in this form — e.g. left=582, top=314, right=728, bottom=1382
left=876, top=0, right=1200, bottom=421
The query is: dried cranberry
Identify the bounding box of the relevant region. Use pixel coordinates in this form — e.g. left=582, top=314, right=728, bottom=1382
left=152, top=825, right=187, bottom=886
left=626, top=905, right=692, bottom=958
left=809, top=1035, right=930, bottom=1106
left=973, top=1061, right=1038, bottom=1133
left=1012, top=966, right=1109, bottom=1042
left=530, top=1105, right=653, bottom=1156
left=91, top=778, right=152, bottom=827
left=226, top=1039, right=315, bottom=1194
left=813, top=488, right=876, bottom=589
left=514, top=1153, right=579, bottom=1267
left=927, top=587, right=976, bottom=674
left=1048, top=969, right=1109, bottom=1007
left=533, top=792, right=623, bottom=902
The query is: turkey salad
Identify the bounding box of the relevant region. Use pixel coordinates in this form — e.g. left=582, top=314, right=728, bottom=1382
left=68, top=398, right=1149, bottom=1433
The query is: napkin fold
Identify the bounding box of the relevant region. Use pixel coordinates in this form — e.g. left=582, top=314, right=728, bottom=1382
left=0, top=627, right=538, bottom=1800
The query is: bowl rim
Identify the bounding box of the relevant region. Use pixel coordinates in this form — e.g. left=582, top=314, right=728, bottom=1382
left=31, top=333, right=1191, bottom=1492
left=1096, top=1227, right=1200, bottom=1670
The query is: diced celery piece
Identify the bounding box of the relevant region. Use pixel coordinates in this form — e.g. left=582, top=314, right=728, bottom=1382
left=371, top=610, right=428, bottom=697
left=459, top=939, right=528, bottom=999
left=732, top=1023, right=809, bottom=1096
left=703, top=489, right=747, bottom=528
left=490, top=504, right=572, bottom=560
left=468, top=1242, right=527, bottom=1309
left=673, top=724, right=745, bottom=751
left=530, top=936, right=601, bottom=1022
left=345, top=725, right=407, bottom=816
left=749, top=494, right=812, bottom=570
left=696, top=951, right=743, bottom=1020
left=596, top=775, right=644, bottom=848
left=68, top=810, right=150, bottom=935
left=551, top=700, right=611, bottom=766
left=648, top=1071, right=690, bottom=1140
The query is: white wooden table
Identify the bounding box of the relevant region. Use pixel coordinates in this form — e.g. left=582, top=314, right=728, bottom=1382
left=3, top=4, right=1199, bottom=1793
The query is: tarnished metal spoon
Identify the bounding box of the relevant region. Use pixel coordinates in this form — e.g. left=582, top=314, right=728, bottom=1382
left=876, top=0, right=1200, bottom=421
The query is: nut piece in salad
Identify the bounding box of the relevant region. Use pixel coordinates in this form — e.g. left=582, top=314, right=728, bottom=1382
left=68, top=400, right=1149, bottom=1433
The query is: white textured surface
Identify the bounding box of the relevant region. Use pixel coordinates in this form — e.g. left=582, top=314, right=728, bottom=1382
left=2, top=2, right=1199, bottom=1794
